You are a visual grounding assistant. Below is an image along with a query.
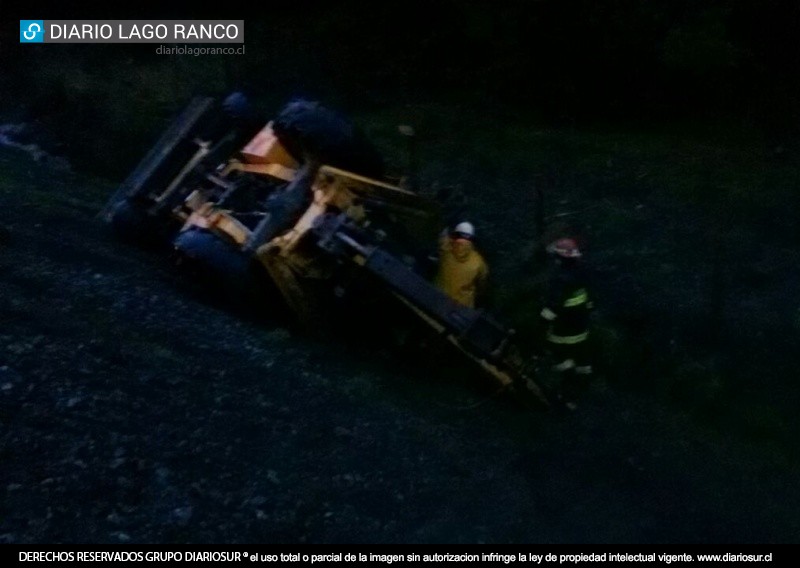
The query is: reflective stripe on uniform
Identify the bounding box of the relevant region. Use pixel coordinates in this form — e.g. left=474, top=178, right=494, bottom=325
left=563, top=288, right=588, bottom=308
left=540, top=307, right=557, bottom=321
left=553, top=359, right=575, bottom=372
left=575, top=365, right=593, bottom=375
left=547, top=331, right=589, bottom=344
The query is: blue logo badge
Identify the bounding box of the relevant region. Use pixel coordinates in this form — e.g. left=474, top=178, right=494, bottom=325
left=20, top=20, right=44, bottom=43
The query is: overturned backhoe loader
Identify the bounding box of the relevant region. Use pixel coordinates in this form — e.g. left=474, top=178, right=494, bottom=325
left=102, top=96, right=547, bottom=407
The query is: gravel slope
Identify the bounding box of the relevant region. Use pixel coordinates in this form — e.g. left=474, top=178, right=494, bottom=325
left=1, top=147, right=798, bottom=544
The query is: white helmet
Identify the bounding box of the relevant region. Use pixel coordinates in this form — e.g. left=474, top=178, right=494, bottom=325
left=452, top=221, right=475, bottom=240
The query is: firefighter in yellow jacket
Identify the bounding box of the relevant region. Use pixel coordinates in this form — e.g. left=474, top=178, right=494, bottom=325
left=435, top=222, right=488, bottom=308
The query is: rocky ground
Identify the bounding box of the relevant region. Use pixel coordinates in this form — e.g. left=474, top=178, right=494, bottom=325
left=1, top=144, right=799, bottom=544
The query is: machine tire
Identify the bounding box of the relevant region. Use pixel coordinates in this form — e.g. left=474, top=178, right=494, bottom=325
left=107, top=198, right=178, bottom=248
left=272, top=100, right=385, bottom=179
left=172, top=228, right=283, bottom=315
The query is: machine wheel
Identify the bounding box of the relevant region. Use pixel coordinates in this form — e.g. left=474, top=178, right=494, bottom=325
left=272, top=100, right=385, bottom=179
left=106, top=198, right=178, bottom=248
left=172, top=228, right=283, bottom=315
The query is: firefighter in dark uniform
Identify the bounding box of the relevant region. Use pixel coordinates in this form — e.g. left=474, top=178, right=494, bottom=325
left=540, top=238, right=593, bottom=409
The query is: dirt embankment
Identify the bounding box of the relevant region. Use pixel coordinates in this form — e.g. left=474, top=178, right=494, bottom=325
left=1, top=145, right=799, bottom=543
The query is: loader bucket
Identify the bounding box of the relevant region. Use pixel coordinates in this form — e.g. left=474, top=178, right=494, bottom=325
left=102, top=95, right=264, bottom=245
left=101, top=97, right=216, bottom=220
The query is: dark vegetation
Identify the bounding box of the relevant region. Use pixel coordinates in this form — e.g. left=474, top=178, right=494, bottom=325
left=2, top=1, right=800, bottom=542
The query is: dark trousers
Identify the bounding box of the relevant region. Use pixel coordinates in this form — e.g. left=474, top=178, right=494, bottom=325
left=547, top=339, right=592, bottom=402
